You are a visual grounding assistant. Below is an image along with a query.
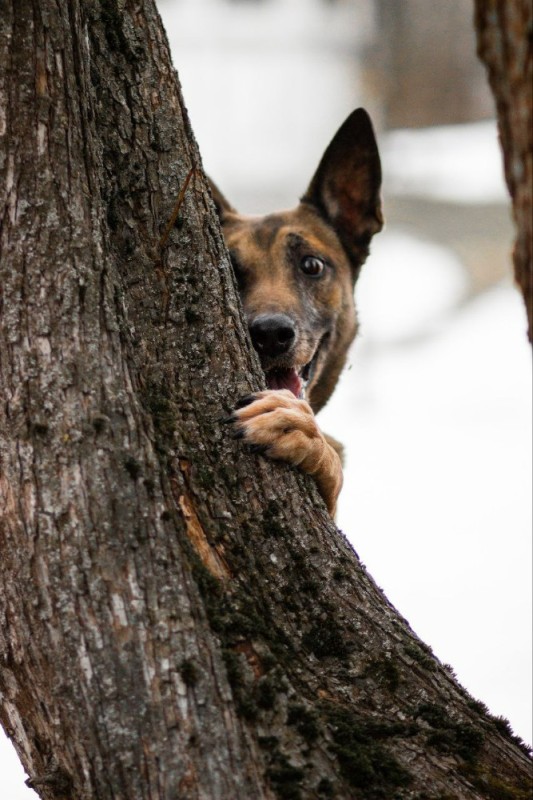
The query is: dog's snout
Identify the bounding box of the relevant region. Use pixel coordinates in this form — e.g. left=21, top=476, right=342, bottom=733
left=249, top=314, right=296, bottom=357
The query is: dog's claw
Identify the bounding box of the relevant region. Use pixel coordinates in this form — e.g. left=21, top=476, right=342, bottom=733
left=235, top=394, right=256, bottom=409
left=249, top=443, right=267, bottom=455
left=220, top=414, right=236, bottom=424
left=230, top=428, right=244, bottom=440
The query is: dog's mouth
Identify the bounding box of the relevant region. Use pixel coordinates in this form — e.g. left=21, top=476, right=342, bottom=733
left=265, top=337, right=325, bottom=399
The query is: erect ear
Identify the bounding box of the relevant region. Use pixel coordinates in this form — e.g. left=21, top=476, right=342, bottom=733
left=301, top=108, right=383, bottom=262
left=208, top=177, right=236, bottom=219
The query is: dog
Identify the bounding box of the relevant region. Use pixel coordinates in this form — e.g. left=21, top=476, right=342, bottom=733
left=213, top=109, right=383, bottom=516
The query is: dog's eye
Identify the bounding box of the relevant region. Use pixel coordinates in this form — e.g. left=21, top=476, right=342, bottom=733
left=300, top=256, right=325, bottom=278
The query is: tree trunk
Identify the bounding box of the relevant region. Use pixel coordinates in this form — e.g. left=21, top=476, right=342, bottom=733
left=0, top=2, right=530, bottom=798
left=374, top=0, right=494, bottom=128
left=474, top=0, right=533, bottom=342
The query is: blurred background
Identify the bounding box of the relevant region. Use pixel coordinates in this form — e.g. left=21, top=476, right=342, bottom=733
left=2, top=0, right=531, bottom=795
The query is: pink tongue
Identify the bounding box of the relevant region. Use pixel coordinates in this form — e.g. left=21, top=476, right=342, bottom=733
left=267, top=369, right=302, bottom=397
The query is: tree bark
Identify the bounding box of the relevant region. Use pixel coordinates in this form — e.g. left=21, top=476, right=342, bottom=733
left=374, top=0, right=494, bottom=128
left=0, top=2, right=531, bottom=799
left=474, top=0, right=533, bottom=342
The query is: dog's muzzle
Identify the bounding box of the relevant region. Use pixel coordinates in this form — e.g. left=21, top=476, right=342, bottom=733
left=248, top=313, right=327, bottom=400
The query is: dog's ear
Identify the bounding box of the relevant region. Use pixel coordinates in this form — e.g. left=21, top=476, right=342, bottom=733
left=301, top=108, right=383, bottom=262
left=208, top=177, right=236, bottom=219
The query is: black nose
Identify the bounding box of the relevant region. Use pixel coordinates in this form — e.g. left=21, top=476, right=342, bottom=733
left=249, top=314, right=296, bottom=357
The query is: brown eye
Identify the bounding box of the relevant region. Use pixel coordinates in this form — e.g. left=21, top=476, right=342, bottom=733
left=300, top=255, right=325, bottom=278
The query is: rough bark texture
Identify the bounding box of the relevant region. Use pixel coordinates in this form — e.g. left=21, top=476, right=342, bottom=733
left=474, top=0, right=533, bottom=341
left=0, top=2, right=531, bottom=799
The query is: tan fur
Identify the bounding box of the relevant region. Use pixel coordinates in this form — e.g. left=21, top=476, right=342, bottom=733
left=223, top=207, right=357, bottom=412
left=215, top=109, right=383, bottom=516
left=233, top=390, right=342, bottom=515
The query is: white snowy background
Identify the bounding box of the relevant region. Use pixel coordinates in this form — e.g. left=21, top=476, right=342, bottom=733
left=2, top=1, right=531, bottom=795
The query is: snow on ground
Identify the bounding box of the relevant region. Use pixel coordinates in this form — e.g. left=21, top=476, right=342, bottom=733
left=2, top=155, right=530, bottom=800
left=1, top=4, right=531, bottom=788
left=382, top=120, right=509, bottom=204
left=3, top=263, right=529, bottom=800
left=321, top=233, right=532, bottom=744
left=0, top=737, right=36, bottom=800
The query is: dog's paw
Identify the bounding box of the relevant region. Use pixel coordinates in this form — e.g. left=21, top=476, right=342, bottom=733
left=226, top=390, right=342, bottom=516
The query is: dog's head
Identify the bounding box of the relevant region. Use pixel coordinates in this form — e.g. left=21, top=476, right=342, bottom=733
left=211, top=109, right=383, bottom=412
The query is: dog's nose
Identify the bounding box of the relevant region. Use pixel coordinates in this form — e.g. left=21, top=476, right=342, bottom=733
left=249, top=314, right=296, bottom=357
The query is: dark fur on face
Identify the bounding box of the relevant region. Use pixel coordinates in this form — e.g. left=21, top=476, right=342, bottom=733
left=213, top=109, right=382, bottom=516
left=210, top=109, right=382, bottom=414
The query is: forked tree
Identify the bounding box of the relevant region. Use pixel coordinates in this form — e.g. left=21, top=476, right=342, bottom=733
left=0, top=2, right=531, bottom=799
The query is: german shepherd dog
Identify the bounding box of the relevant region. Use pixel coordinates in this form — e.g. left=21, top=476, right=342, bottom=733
left=214, top=110, right=383, bottom=516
